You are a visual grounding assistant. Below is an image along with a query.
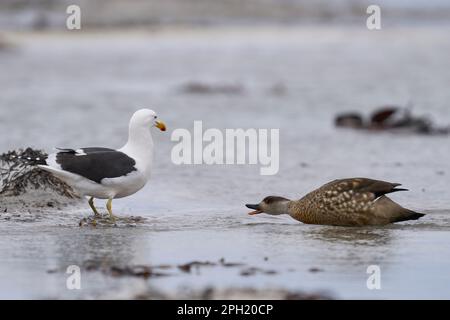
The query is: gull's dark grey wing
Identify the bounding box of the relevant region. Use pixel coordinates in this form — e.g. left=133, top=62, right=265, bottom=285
left=54, top=148, right=136, bottom=183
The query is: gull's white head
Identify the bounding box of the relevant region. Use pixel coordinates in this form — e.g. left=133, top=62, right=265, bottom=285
left=130, top=108, right=166, bottom=132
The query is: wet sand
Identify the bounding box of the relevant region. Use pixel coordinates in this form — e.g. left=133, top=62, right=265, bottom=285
left=1, top=26, right=450, bottom=299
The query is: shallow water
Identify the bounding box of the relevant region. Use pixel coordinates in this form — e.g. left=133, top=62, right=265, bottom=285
left=1, top=26, right=450, bottom=299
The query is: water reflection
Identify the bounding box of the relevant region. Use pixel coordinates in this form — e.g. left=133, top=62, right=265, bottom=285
left=304, top=226, right=393, bottom=247
left=51, top=228, right=147, bottom=269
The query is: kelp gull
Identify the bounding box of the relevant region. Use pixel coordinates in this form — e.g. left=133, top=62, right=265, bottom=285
left=38, top=109, right=166, bottom=220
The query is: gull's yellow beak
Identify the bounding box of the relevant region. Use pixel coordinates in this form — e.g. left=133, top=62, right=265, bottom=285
left=155, top=120, right=166, bottom=131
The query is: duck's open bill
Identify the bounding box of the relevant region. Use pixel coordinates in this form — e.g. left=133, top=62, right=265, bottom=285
left=246, top=204, right=262, bottom=215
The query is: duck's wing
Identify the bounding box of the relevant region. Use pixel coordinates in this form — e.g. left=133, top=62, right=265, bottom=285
left=318, top=178, right=407, bottom=200
left=41, top=147, right=137, bottom=184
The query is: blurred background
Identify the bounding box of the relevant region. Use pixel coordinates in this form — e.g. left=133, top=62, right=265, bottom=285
left=1, top=0, right=450, bottom=299
left=1, top=0, right=450, bottom=206
left=1, top=0, right=450, bottom=30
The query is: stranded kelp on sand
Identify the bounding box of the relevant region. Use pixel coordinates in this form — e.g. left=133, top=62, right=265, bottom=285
left=0, top=148, right=79, bottom=198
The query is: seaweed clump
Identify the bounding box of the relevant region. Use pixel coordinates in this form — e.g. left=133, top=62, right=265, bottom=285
left=0, top=148, right=79, bottom=198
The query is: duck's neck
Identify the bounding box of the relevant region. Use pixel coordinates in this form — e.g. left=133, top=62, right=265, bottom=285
left=270, top=199, right=292, bottom=215
left=284, top=200, right=294, bottom=215
left=120, top=125, right=154, bottom=175
left=286, top=200, right=297, bottom=217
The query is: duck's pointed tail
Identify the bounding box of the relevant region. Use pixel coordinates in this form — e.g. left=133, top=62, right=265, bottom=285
left=392, top=209, right=425, bottom=223
left=374, top=195, right=425, bottom=224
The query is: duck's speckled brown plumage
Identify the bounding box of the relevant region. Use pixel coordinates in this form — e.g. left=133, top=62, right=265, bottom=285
left=288, top=178, right=423, bottom=226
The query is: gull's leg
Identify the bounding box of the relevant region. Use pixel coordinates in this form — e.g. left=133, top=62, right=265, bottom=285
left=88, top=197, right=101, bottom=216
left=106, top=198, right=117, bottom=222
